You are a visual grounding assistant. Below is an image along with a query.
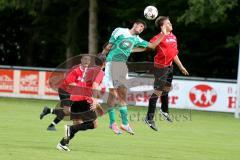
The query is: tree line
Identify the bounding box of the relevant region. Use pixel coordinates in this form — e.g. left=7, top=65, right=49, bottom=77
left=0, top=0, right=239, bottom=79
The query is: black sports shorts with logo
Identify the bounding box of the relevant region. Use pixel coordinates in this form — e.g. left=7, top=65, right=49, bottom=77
left=153, top=65, right=173, bottom=91
left=70, top=100, right=97, bottom=122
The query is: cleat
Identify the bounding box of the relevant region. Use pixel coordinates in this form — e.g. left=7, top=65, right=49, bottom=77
left=59, top=137, right=70, bottom=147
left=144, top=117, right=158, bottom=131
left=120, top=124, right=135, bottom=135
left=160, top=110, right=173, bottom=122
left=109, top=123, right=122, bottom=135
left=40, top=106, right=50, bottom=120
left=47, top=126, right=56, bottom=131
left=56, top=143, right=70, bottom=151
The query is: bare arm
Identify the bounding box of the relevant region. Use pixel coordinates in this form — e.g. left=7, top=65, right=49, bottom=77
left=132, top=26, right=167, bottom=52
left=147, top=32, right=165, bottom=49
left=174, top=55, right=189, bottom=76
left=132, top=47, right=148, bottom=52
left=147, top=25, right=167, bottom=49
left=90, top=82, right=104, bottom=116
left=90, top=82, right=101, bottom=110
left=133, top=33, right=165, bottom=52
left=92, top=82, right=100, bottom=98
left=102, top=43, right=113, bottom=56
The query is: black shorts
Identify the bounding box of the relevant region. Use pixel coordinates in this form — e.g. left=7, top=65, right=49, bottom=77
left=153, top=66, right=173, bottom=91
left=70, top=100, right=97, bottom=121
left=58, top=88, right=71, bottom=107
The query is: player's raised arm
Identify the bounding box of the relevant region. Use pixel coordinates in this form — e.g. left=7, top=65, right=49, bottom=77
left=132, top=47, right=147, bottom=53
left=147, top=25, right=167, bottom=49
left=132, top=25, right=167, bottom=53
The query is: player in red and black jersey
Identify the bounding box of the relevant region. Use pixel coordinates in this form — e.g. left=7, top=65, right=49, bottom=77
left=145, top=16, right=189, bottom=131
left=56, top=55, right=106, bottom=151
left=133, top=16, right=189, bottom=131
left=40, top=55, right=91, bottom=131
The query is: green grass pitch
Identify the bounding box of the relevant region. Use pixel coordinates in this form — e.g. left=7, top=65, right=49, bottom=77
left=0, top=97, right=240, bottom=160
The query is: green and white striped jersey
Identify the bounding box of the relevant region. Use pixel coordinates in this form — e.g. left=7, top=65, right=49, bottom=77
left=106, top=27, right=149, bottom=62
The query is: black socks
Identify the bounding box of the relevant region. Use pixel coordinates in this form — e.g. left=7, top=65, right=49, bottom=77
left=147, top=93, right=158, bottom=120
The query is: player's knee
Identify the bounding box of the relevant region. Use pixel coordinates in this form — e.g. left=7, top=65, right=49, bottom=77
left=85, top=121, right=95, bottom=130
left=154, top=90, right=162, bottom=97
left=63, top=107, right=70, bottom=114
left=163, top=86, right=172, bottom=92
left=163, top=87, right=170, bottom=92
left=55, top=109, right=65, bottom=119
left=63, top=106, right=71, bottom=111
left=163, top=83, right=172, bottom=92
left=107, top=98, right=116, bottom=106
left=109, top=89, right=117, bottom=97
left=93, top=120, right=98, bottom=128
left=119, top=101, right=127, bottom=106
left=73, top=119, right=83, bottom=125
left=118, top=93, right=127, bottom=100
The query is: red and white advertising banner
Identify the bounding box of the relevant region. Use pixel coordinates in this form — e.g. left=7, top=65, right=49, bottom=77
left=0, top=68, right=237, bottom=113
left=127, top=78, right=236, bottom=113
left=45, top=71, right=64, bottom=96
left=0, top=69, right=14, bottom=93
left=170, top=80, right=236, bottom=112
left=19, top=70, right=39, bottom=94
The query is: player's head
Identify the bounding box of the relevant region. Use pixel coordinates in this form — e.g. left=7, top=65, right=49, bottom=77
left=95, top=53, right=106, bottom=67
left=155, top=16, right=172, bottom=32
left=131, top=19, right=147, bottom=35
left=81, top=55, right=91, bottom=67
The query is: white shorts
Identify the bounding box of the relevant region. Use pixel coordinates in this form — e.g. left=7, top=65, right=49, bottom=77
left=103, top=62, right=128, bottom=89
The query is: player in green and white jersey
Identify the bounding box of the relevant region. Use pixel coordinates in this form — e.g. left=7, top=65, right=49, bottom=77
left=101, top=19, right=167, bottom=135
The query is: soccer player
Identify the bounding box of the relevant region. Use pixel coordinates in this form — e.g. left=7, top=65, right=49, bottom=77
left=143, top=16, right=189, bottom=131
left=56, top=55, right=105, bottom=151
left=40, top=55, right=91, bottom=131
left=101, top=19, right=167, bottom=135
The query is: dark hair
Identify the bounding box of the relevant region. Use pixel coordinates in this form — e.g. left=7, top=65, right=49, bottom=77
left=133, top=19, right=147, bottom=29
left=95, top=53, right=106, bottom=66
left=155, top=16, right=169, bottom=30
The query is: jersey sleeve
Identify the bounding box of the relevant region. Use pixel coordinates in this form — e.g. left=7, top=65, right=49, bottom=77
left=134, top=36, right=149, bottom=48
left=108, top=28, right=122, bottom=43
